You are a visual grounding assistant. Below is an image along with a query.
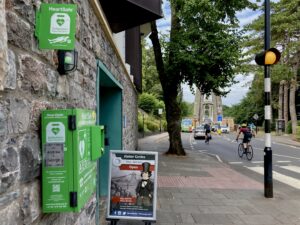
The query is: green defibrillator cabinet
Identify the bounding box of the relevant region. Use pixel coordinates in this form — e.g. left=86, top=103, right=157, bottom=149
left=41, top=109, right=104, bottom=213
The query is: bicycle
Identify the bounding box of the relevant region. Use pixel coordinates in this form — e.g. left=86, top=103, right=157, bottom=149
left=237, top=140, right=253, bottom=160
left=205, top=133, right=211, bottom=144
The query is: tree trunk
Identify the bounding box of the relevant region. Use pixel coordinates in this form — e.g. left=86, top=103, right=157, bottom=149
left=289, top=79, right=297, bottom=137
left=149, top=21, right=186, bottom=156
left=164, top=87, right=185, bottom=155
left=283, top=80, right=289, bottom=133
left=278, top=80, right=284, bottom=120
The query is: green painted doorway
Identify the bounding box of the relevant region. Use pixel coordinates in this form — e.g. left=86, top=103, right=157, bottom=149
left=97, top=61, right=123, bottom=196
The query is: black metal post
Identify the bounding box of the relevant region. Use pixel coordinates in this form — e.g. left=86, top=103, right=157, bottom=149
left=143, top=113, right=145, bottom=138
left=160, top=117, right=162, bottom=133
left=264, top=0, right=273, bottom=198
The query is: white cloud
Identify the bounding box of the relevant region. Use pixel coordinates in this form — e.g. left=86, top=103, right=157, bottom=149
left=222, top=74, right=254, bottom=106
left=237, top=10, right=261, bottom=26
left=157, top=0, right=171, bottom=35
left=182, top=83, right=195, bottom=103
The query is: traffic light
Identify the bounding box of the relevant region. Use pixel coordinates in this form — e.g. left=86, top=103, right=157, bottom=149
left=255, top=48, right=281, bottom=66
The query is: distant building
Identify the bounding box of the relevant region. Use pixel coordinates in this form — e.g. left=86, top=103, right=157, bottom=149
left=193, top=88, right=223, bottom=124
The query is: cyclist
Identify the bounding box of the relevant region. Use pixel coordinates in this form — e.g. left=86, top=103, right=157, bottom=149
left=236, top=123, right=252, bottom=150
left=204, top=123, right=211, bottom=143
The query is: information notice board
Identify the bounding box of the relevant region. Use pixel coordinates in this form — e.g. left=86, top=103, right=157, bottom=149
left=107, top=150, right=158, bottom=221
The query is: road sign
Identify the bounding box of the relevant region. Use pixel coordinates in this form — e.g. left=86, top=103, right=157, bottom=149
left=253, top=114, right=259, bottom=120
left=217, top=115, right=222, bottom=122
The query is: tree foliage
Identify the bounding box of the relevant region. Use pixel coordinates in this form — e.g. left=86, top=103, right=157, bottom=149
left=167, top=0, right=256, bottom=95
left=138, top=93, right=160, bottom=114
left=149, top=0, right=254, bottom=155
left=180, top=101, right=194, bottom=118
left=142, top=41, right=163, bottom=100
left=223, top=74, right=265, bottom=125
left=235, top=0, right=300, bottom=134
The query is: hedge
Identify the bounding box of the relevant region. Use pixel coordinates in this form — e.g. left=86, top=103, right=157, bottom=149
left=296, top=126, right=300, bottom=141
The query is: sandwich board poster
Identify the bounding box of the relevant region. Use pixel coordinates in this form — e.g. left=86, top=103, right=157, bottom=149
left=107, top=150, right=158, bottom=221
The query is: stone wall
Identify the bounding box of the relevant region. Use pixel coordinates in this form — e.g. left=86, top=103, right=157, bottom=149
left=0, top=0, right=8, bottom=90
left=0, top=0, right=138, bottom=224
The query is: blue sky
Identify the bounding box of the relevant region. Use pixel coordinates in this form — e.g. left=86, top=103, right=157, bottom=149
left=155, top=0, right=278, bottom=106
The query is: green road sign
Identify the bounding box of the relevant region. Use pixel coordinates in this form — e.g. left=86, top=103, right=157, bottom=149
left=41, top=109, right=104, bottom=213
left=35, top=3, right=77, bottom=50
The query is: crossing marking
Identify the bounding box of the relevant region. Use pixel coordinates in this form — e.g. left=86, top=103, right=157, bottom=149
left=245, top=166, right=300, bottom=189
left=229, top=160, right=291, bottom=165
left=272, top=142, right=300, bottom=150
left=216, top=155, right=223, bottom=163
left=198, top=150, right=222, bottom=163
left=273, top=154, right=300, bottom=160
left=229, top=162, right=243, bottom=164
left=280, top=166, right=300, bottom=174
left=198, top=150, right=208, bottom=152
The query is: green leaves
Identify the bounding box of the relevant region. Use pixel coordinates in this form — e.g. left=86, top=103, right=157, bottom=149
left=138, top=93, right=165, bottom=115
left=164, top=0, right=253, bottom=95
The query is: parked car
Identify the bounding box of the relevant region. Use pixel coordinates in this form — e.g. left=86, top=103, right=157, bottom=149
left=220, top=125, right=230, bottom=133
left=194, top=125, right=206, bottom=139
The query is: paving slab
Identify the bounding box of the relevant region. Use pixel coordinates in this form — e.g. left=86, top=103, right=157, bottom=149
left=108, top=133, right=300, bottom=225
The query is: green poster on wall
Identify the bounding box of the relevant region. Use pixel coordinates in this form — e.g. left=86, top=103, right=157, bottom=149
left=35, top=3, right=77, bottom=50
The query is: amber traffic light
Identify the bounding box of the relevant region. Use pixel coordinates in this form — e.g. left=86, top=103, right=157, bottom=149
left=255, top=48, right=281, bottom=66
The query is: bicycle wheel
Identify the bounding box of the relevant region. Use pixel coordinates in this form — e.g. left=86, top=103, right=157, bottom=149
left=206, top=137, right=209, bottom=144
left=246, top=145, right=253, bottom=160
left=238, top=143, right=243, bottom=158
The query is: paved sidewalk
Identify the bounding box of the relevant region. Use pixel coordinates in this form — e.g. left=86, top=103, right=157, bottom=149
left=112, top=133, right=300, bottom=225
left=270, top=134, right=300, bottom=148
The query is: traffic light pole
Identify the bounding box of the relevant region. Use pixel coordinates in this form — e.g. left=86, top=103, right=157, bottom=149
left=264, top=0, right=273, bottom=198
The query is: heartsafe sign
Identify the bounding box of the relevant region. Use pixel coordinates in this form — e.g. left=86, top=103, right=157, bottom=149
left=35, top=4, right=77, bottom=50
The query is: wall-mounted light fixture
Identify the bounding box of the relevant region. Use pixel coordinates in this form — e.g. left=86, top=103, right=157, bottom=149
left=57, top=50, right=78, bottom=75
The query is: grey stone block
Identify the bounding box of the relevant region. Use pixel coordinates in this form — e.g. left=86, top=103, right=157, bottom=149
left=0, top=190, right=20, bottom=206
left=8, top=98, right=31, bottom=134
left=21, top=181, right=41, bottom=225
left=19, top=134, right=41, bottom=182
left=0, top=200, right=21, bottom=225
left=0, top=110, right=7, bottom=136
left=6, top=11, right=32, bottom=51
left=0, top=146, right=19, bottom=193
left=4, top=49, right=17, bottom=90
